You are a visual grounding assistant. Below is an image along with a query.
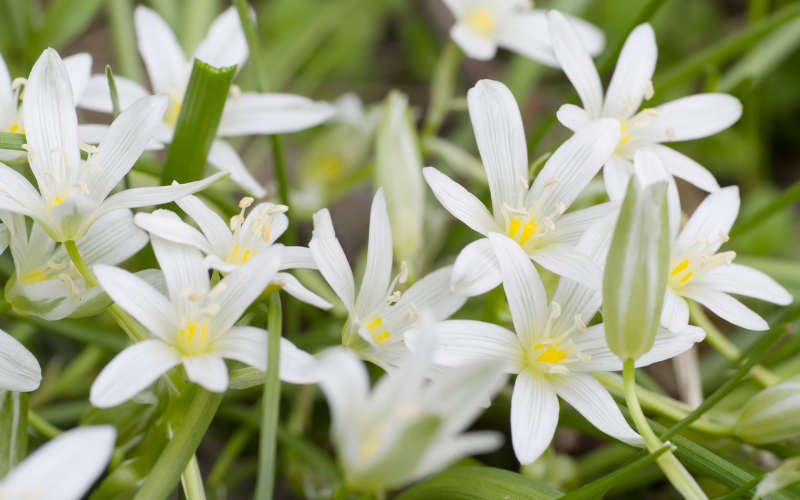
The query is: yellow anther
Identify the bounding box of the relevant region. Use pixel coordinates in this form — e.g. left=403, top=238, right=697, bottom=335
left=556, top=202, right=566, bottom=214
left=267, top=204, right=289, bottom=216
left=389, top=291, right=401, bottom=303
left=399, top=261, right=409, bottom=284
left=59, top=274, right=79, bottom=298
left=21, top=144, right=35, bottom=157
left=81, top=162, right=101, bottom=173
left=549, top=365, right=570, bottom=375
left=541, top=339, right=555, bottom=348
left=517, top=175, right=529, bottom=189
left=645, top=81, right=655, bottom=100
left=44, top=170, right=61, bottom=184
left=541, top=217, right=555, bottom=231
left=50, top=147, right=70, bottom=165
left=239, top=196, right=254, bottom=209
left=666, top=127, right=676, bottom=141
left=535, top=343, right=566, bottom=363
left=242, top=250, right=250, bottom=263
left=644, top=108, right=659, bottom=117
left=550, top=301, right=561, bottom=318
left=519, top=219, right=535, bottom=245
left=574, top=315, right=586, bottom=331
left=78, top=141, right=99, bottom=154
left=671, top=259, right=689, bottom=276
left=680, top=272, right=693, bottom=283
left=543, top=176, right=559, bottom=188
left=509, top=219, right=522, bottom=238
left=376, top=331, right=390, bottom=342
left=47, top=260, right=66, bottom=270
left=261, top=224, right=272, bottom=243
left=407, top=303, right=420, bottom=320
left=11, top=77, right=26, bottom=90
left=366, top=317, right=382, bottom=329
left=719, top=230, right=730, bottom=243
left=229, top=84, right=242, bottom=103
left=229, top=214, right=244, bottom=231
left=189, top=290, right=205, bottom=302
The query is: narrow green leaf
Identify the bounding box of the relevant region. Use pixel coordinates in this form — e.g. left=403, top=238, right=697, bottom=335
left=161, top=59, right=235, bottom=186
left=0, top=132, right=27, bottom=151
left=0, top=390, right=27, bottom=478
left=396, top=466, right=564, bottom=500
left=422, top=40, right=462, bottom=139
left=105, top=65, right=121, bottom=119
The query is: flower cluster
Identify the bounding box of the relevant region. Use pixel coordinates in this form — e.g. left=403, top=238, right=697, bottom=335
left=0, top=2, right=795, bottom=499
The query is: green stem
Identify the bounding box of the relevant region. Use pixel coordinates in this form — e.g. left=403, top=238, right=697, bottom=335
left=106, top=66, right=122, bottom=119
left=271, top=134, right=295, bottom=245
left=422, top=40, right=462, bottom=141
left=28, top=409, right=62, bottom=439
left=132, top=388, right=224, bottom=500
left=233, top=0, right=269, bottom=92
left=207, top=425, right=257, bottom=488
left=181, top=453, right=207, bottom=500
left=255, top=292, right=282, bottom=500
left=688, top=301, right=781, bottom=386
left=593, top=372, right=735, bottom=436
left=623, top=359, right=708, bottom=500
left=730, top=177, right=800, bottom=238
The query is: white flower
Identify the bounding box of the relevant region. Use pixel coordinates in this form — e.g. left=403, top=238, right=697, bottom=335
left=309, top=189, right=467, bottom=370
left=317, top=322, right=506, bottom=492
left=441, top=0, right=604, bottom=65
left=659, top=186, right=792, bottom=332
left=0, top=49, right=226, bottom=243
left=424, top=79, right=620, bottom=295
left=133, top=194, right=332, bottom=310
left=89, top=211, right=318, bottom=407
left=407, top=218, right=706, bottom=464
left=0, top=425, right=115, bottom=500
left=0, top=209, right=159, bottom=320
left=548, top=10, right=742, bottom=201
left=77, top=6, right=337, bottom=198
left=0, top=51, right=92, bottom=163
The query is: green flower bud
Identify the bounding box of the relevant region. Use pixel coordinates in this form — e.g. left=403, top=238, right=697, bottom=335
left=603, top=179, right=670, bottom=361
left=736, top=375, right=800, bottom=444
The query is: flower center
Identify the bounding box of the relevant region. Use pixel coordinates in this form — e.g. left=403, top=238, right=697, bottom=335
left=668, top=231, right=734, bottom=290
left=523, top=302, right=593, bottom=375
left=359, top=262, right=420, bottom=346
left=225, top=199, right=288, bottom=267
left=173, top=285, right=224, bottom=354
left=467, top=8, right=496, bottom=36
left=163, top=91, right=183, bottom=127
left=534, top=343, right=567, bottom=364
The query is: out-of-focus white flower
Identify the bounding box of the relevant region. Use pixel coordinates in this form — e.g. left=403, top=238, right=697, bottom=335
left=77, top=6, right=337, bottom=198
left=424, top=79, right=620, bottom=295
left=0, top=425, right=115, bottom=500
left=90, top=211, right=318, bottom=407
left=0, top=49, right=226, bottom=243
left=658, top=186, right=792, bottom=332
left=736, top=376, right=800, bottom=444
left=407, top=215, right=705, bottom=465
left=317, top=320, right=506, bottom=492
left=548, top=11, right=742, bottom=201
left=0, top=209, right=160, bottom=320
left=309, top=189, right=466, bottom=370
left=753, top=456, right=800, bottom=500
left=440, top=0, right=604, bottom=65
left=375, top=91, right=425, bottom=266
left=133, top=194, right=332, bottom=310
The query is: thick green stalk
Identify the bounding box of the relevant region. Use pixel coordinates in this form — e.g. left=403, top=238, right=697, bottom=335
left=107, top=0, right=143, bottom=83
left=255, top=292, right=282, bottom=500
left=132, top=388, right=224, bottom=500
left=232, top=0, right=269, bottom=92
left=162, top=59, right=236, bottom=186
left=422, top=40, right=462, bottom=141
left=0, top=132, right=26, bottom=151
left=623, top=359, right=707, bottom=500
left=688, top=301, right=780, bottom=386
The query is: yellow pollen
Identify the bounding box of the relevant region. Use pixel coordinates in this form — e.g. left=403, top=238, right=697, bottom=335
left=10, top=123, right=18, bottom=133
left=680, top=272, right=693, bottom=283
left=467, top=8, right=495, bottom=36
left=671, top=259, right=689, bottom=276
left=164, top=100, right=182, bottom=126
left=23, top=272, right=47, bottom=283
left=366, top=317, right=382, bottom=329
left=534, top=343, right=567, bottom=364
left=376, top=331, right=390, bottom=342
left=242, top=250, right=250, bottom=263
left=509, top=219, right=521, bottom=238
left=520, top=220, right=535, bottom=245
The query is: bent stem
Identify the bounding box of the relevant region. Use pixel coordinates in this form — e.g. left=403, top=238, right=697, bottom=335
left=622, top=359, right=708, bottom=500
left=132, top=387, right=224, bottom=500
left=688, top=301, right=781, bottom=387
left=255, top=292, right=283, bottom=500
left=181, top=453, right=207, bottom=500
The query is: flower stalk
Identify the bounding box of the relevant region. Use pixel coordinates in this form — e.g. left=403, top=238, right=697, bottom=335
left=255, top=292, right=283, bottom=500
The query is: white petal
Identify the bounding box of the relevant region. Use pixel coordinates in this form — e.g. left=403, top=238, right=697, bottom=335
left=2, top=426, right=116, bottom=500
left=528, top=119, right=620, bottom=212
left=192, top=6, right=248, bottom=70
left=549, top=279, right=601, bottom=341
left=0, top=328, right=41, bottom=392
left=661, top=287, right=689, bottom=332
left=278, top=336, right=321, bottom=384
left=674, top=186, right=739, bottom=257
left=317, top=347, right=369, bottom=431
left=467, top=79, right=528, bottom=217
left=692, top=264, right=792, bottom=305
left=636, top=325, right=706, bottom=368
left=405, top=319, right=525, bottom=372
left=547, top=10, right=604, bottom=118
left=557, top=103, right=591, bottom=132
left=217, top=93, right=336, bottom=136
left=451, top=238, right=502, bottom=297
left=601, top=23, right=657, bottom=120
left=355, top=189, right=393, bottom=318
left=649, top=144, right=720, bottom=193
left=134, top=5, right=188, bottom=95
left=90, top=340, right=182, bottom=408
left=134, top=211, right=215, bottom=255
left=273, top=272, right=333, bottom=310
left=0, top=53, right=13, bottom=124
left=85, top=95, right=170, bottom=204
left=280, top=246, right=318, bottom=270
left=77, top=124, right=164, bottom=151
left=551, top=372, right=643, bottom=445
left=382, top=265, right=466, bottom=326
left=93, top=264, right=179, bottom=341
left=603, top=154, right=634, bottom=201
left=634, top=93, right=743, bottom=143
left=93, top=171, right=229, bottom=221
left=633, top=147, right=681, bottom=240
left=511, top=368, right=559, bottom=465
left=62, top=53, right=93, bottom=105
left=183, top=353, right=229, bottom=392
left=209, top=245, right=283, bottom=335
left=23, top=48, right=80, bottom=193
left=175, top=194, right=232, bottom=257
left=77, top=74, right=152, bottom=113
left=494, top=11, right=558, bottom=66
left=410, top=431, right=504, bottom=483
left=489, top=233, right=549, bottom=345
left=680, top=288, right=768, bottom=331
left=0, top=164, right=51, bottom=220
left=540, top=201, right=619, bottom=248
left=309, top=208, right=356, bottom=309
left=531, top=243, right=602, bottom=291
left=423, top=167, right=499, bottom=236
left=450, top=23, right=497, bottom=60
left=207, top=139, right=267, bottom=198
left=78, top=208, right=148, bottom=265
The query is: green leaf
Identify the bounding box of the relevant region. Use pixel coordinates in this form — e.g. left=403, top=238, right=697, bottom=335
left=396, top=466, right=564, bottom=500
left=26, top=0, right=108, bottom=58
left=80, top=382, right=168, bottom=448
left=0, top=390, right=27, bottom=478
left=0, top=132, right=27, bottom=151
left=161, top=59, right=235, bottom=186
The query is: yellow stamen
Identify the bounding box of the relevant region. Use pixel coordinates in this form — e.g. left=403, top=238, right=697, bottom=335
left=366, top=317, right=382, bottom=329
left=671, top=259, right=689, bottom=276
left=680, top=272, right=693, bottom=283
left=242, top=250, right=250, bottom=263
left=376, top=331, right=389, bottom=342
left=10, top=124, right=17, bottom=133
left=520, top=219, right=535, bottom=245
left=509, top=219, right=521, bottom=238
left=535, top=343, right=567, bottom=364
